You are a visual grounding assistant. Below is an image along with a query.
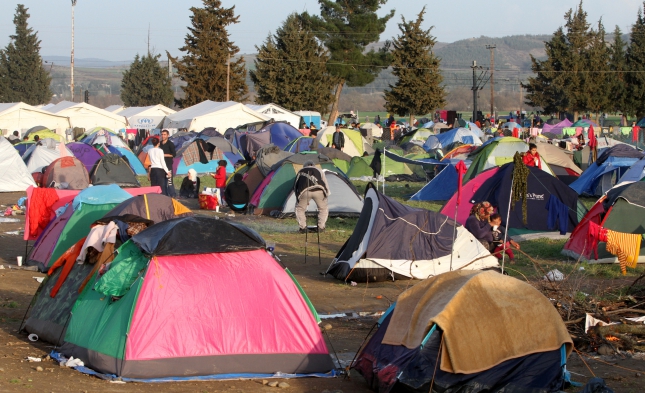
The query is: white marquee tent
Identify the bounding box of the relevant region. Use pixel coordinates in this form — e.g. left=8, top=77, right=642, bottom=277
left=104, top=105, right=125, bottom=113
left=162, top=101, right=270, bottom=132
left=246, top=104, right=300, bottom=127
left=0, top=136, right=36, bottom=192
left=0, top=103, right=70, bottom=134
left=46, top=101, right=126, bottom=131
left=118, top=105, right=176, bottom=130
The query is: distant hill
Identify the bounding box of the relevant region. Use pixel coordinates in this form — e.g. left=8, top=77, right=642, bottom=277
left=43, top=56, right=130, bottom=68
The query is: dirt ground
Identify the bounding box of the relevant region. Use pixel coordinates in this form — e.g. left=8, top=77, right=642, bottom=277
left=1, top=191, right=644, bottom=392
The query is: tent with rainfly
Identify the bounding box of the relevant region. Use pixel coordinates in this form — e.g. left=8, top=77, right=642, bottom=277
left=422, top=128, right=483, bottom=151
left=409, top=163, right=460, bottom=201
left=23, top=139, right=74, bottom=173
left=315, top=127, right=374, bottom=157
left=232, top=122, right=303, bottom=159
left=463, top=137, right=553, bottom=182
left=284, top=136, right=323, bottom=153
left=23, top=194, right=191, bottom=346
left=41, top=216, right=334, bottom=380
left=250, top=152, right=346, bottom=215
left=90, top=153, right=140, bottom=187
left=66, top=142, right=102, bottom=174
left=25, top=185, right=151, bottom=271
left=441, top=163, right=585, bottom=233
left=569, top=144, right=644, bottom=196
left=107, top=146, right=147, bottom=176
left=563, top=181, right=645, bottom=265
left=325, top=183, right=499, bottom=282
left=41, top=156, right=90, bottom=189
left=0, top=136, right=37, bottom=191
left=352, top=270, right=572, bottom=392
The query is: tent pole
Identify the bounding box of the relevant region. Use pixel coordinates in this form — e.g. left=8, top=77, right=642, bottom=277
left=501, top=175, right=514, bottom=274
left=449, top=205, right=459, bottom=271
left=381, top=150, right=385, bottom=194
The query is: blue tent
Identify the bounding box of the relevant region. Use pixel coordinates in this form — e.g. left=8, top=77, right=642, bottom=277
left=107, top=146, right=146, bottom=176
left=409, top=164, right=459, bottom=201
left=284, top=137, right=323, bottom=153
left=233, top=122, right=302, bottom=158
left=569, top=145, right=644, bottom=196
left=423, top=128, right=483, bottom=151
left=618, top=157, right=645, bottom=184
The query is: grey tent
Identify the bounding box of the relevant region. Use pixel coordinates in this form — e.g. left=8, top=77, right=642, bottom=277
left=90, top=153, right=140, bottom=187
left=325, top=184, right=498, bottom=282
left=279, top=170, right=363, bottom=217
left=255, top=145, right=294, bottom=176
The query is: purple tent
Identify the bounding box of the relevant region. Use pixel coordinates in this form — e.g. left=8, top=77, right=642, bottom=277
left=26, top=206, right=74, bottom=270
left=66, top=142, right=102, bottom=173
left=542, top=119, right=572, bottom=136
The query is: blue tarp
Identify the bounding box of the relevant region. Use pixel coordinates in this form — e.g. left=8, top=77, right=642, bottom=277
left=410, top=164, right=458, bottom=201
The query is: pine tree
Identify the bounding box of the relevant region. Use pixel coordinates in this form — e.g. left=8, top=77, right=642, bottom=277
left=169, top=0, right=247, bottom=108
left=302, top=0, right=394, bottom=123
left=609, top=26, right=629, bottom=116
left=250, top=14, right=334, bottom=114
left=626, top=3, right=645, bottom=118
left=0, top=4, right=51, bottom=104
left=384, top=8, right=445, bottom=123
left=121, top=53, right=174, bottom=107
left=583, top=20, right=610, bottom=122
left=562, top=1, right=593, bottom=118
left=523, top=28, right=569, bottom=114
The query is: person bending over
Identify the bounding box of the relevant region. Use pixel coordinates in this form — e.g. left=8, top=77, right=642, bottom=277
left=225, top=173, right=250, bottom=213
left=294, top=161, right=330, bottom=233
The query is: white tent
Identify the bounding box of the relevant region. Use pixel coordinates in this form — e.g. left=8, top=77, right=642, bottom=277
left=104, top=105, right=125, bottom=113
left=118, top=105, right=176, bottom=130
left=22, top=138, right=73, bottom=173
left=246, top=104, right=300, bottom=127
left=0, top=136, right=36, bottom=191
left=0, top=103, right=70, bottom=134
left=162, top=101, right=270, bottom=132
left=46, top=101, right=127, bottom=131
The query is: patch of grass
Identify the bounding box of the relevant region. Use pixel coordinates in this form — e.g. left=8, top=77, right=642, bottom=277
left=9, top=379, right=20, bottom=384
left=2, top=301, right=18, bottom=308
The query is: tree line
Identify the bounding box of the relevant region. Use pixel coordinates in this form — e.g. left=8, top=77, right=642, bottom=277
left=0, top=0, right=449, bottom=125
left=524, top=1, right=645, bottom=121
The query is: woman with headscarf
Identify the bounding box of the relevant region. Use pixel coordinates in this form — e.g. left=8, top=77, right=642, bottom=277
left=179, top=168, right=200, bottom=198
left=465, top=201, right=495, bottom=248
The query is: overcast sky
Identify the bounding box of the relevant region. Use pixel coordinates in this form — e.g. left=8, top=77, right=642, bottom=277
left=0, top=0, right=641, bottom=61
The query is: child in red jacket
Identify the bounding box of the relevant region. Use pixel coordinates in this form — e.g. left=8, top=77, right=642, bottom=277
left=522, top=143, right=542, bottom=169
left=211, top=160, right=228, bottom=205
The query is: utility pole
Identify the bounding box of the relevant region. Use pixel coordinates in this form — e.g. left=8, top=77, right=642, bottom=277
left=70, top=0, right=77, bottom=102
left=486, top=44, right=496, bottom=119
left=471, top=61, right=478, bottom=123
left=226, top=53, right=230, bottom=101
left=147, top=24, right=150, bottom=55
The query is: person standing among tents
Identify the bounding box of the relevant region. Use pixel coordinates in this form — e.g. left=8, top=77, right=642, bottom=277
left=332, top=126, right=345, bottom=151
left=211, top=160, right=228, bottom=205
left=159, top=129, right=176, bottom=197
left=370, top=149, right=382, bottom=177
left=294, top=161, right=330, bottom=233
left=148, top=138, right=170, bottom=195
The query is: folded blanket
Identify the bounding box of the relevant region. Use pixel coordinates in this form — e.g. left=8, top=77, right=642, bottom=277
left=382, top=270, right=572, bottom=374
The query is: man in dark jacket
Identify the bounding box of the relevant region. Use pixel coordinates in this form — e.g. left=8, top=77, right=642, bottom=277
left=159, top=129, right=176, bottom=197
left=225, top=173, right=250, bottom=213
left=294, top=161, right=330, bottom=233
left=332, top=126, right=345, bottom=151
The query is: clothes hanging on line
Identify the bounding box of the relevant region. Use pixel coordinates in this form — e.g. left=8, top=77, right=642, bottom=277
left=587, top=221, right=607, bottom=260
left=545, top=195, right=569, bottom=235
left=605, top=230, right=642, bottom=275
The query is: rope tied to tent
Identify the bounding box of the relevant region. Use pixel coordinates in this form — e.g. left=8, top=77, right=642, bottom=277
left=379, top=208, right=449, bottom=236
left=511, top=152, right=529, bottom=225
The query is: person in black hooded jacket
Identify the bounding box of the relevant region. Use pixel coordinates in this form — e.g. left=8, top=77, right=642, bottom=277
left=225, top=173, right=250, bottom=213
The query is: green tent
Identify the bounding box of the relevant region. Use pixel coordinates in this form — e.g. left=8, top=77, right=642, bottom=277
left=346, top=156, right=374, bottom=178
left=253, top=161, right=343, bottom=214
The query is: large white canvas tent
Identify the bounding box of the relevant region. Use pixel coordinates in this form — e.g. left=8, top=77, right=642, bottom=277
left=0, top=136, right=36, bottom=191
left=0, top=103, right=70, bottom=134
left=104, top=105, right=125, bottom=113
left=118, top=105, right=176, bottom=130
left=246, top=104, right=300, bottom=127
left=46, top=101, right=126, bottom=131
left=163, top=101, right=270, bottom=132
